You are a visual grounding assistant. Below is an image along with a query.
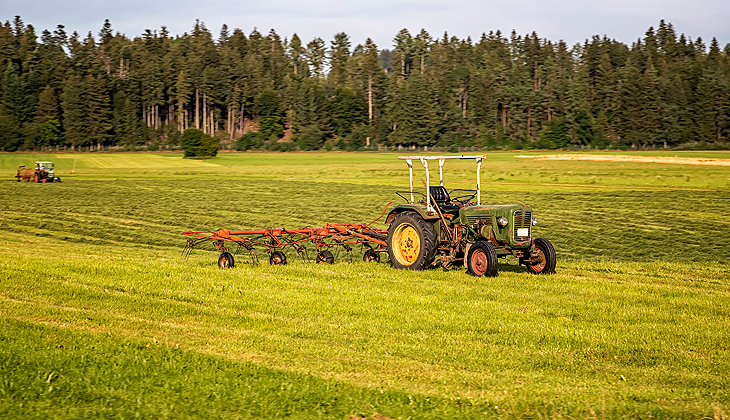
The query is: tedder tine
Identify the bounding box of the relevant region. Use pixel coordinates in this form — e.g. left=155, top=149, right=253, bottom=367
left=181, top=238, right=209, bottom=263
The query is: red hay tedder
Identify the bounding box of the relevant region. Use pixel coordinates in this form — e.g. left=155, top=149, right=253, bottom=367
left=181, top=212, right=390, bottom=268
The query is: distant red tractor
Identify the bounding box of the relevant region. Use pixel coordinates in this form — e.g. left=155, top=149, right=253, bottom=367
left=16, top=161, right=61, bottom=183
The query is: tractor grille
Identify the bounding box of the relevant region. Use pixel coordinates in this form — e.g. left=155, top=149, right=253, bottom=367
left=513, top=210, right=532, bottom=241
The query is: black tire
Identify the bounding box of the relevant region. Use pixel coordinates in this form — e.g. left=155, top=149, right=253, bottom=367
left=387, top=212, right=438, bottom=270
left=363, top=249, right=380, bottom=263
left=269, top=251, right=287, bottom=266
left=527, top=238, right=556, bottom=274
left=218, top=252, right=235, bottom=269
left=316, top=250, right=334, bottom=264
left=466, top=241, right=498, bottom=277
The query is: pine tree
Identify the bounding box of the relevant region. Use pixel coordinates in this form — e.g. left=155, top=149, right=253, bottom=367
left=328, top=32, right=350, bottom=87
left=330, top=87, right=366, bottom=137
left=388, top=73, right=438, bottom=146
left=61, top=73, right=89, bottom=147
left=288, top=34, right=307, bottom=76
left=306, top=38, right=326, bottom=78
left=254, top=89, right=283, bottom=141
left=393, top=29, right=413, bottom=78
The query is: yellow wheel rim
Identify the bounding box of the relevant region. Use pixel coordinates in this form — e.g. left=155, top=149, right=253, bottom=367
left=392, top=223, right=421, bottom=265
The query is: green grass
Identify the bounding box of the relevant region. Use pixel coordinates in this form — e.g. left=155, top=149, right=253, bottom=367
left=1, top=151, right=729, bottom=419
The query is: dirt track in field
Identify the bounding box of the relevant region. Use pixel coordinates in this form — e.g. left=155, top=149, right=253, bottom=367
left=515, top=154, right=730, bottom=166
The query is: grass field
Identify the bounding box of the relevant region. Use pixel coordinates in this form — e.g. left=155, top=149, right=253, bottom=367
left=1, top=151, right=729, bottom=419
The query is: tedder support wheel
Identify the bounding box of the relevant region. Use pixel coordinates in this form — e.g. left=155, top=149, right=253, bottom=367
left=466, top=241, right=498, bottom=277
left=527, top=238, right=556, bottom=274
left=269, top=251, right=287, bottom=266
left=363, top=249, right=380, bottom=262
left=316, top=250, right=334, bottom=264
left=218, top=252, right=234, bottom=269
left=387, top=212, right=437, bottom=271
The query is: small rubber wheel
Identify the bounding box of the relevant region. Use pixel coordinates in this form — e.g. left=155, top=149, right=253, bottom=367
left=466, top=241, right=498, bottom=277
left=316, top=250, right=334, bottom=264
left=527, top=238, right=556, bottom=274
left=269, top=251, right=287, bottom=265
left=55, top=177, right=61, bottom=183
left=218, top=252, right=234, bottom=269
left=363, top=249, right=380, bottom=262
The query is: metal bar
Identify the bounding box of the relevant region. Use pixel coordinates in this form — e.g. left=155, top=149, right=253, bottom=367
left=406, top=159, right=414, bottom=204
left=438, top=159, right=444, bottom=186
left=476, top=156, right=482, bottom=205
left=419, top=157, right=432, bottom=212
left=399, top=155, right=486, bottom=160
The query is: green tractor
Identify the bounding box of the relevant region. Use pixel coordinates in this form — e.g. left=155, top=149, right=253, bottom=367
left=385, top=155, right=556, bottom=277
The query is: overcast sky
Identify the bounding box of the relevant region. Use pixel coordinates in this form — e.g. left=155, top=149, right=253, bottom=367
left=3, top=0, right=729, bottom=50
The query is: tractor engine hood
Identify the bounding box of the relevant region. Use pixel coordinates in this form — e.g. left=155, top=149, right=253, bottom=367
left=458, top=203, right=534, bottom=248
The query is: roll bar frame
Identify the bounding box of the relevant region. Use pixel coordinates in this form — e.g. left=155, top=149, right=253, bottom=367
left=398, top=155, right=485, bottom=212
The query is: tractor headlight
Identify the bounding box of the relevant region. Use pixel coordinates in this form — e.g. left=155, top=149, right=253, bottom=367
left=532, top=217, right=537, bottom=226
left=498, top=216, right=509, bottom=227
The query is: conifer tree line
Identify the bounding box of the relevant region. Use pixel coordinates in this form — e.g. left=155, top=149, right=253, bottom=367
left=1, top=16, right=729, bottom=152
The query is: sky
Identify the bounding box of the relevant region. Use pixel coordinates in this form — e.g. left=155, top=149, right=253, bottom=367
left=3, top=0, right=729, bottom=50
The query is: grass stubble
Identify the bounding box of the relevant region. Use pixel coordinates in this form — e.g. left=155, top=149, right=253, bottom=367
left=0, top=151, right=729, bottom=419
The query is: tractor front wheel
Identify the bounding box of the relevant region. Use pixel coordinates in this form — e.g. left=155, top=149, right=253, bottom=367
left=269, top=251, right=287, bottom=266
left=218, top=252, right=235, bottom=269
left=466, top=241, right=498, bottom=277
left=387, top=212, right=437, bottom=271
left=527, top=238, right=556, bottom=274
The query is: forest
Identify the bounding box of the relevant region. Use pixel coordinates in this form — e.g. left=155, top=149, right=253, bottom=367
left=0, top=16, right=729, bottom=152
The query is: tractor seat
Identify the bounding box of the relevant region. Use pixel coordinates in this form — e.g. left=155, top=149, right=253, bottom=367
left=429, top=186, right=460, bottom=211
left=429, top=186, right=450, bottom=203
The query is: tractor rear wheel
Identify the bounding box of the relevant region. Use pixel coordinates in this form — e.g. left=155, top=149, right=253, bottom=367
left=387, top=212, right=437, bottom=271
left=363, top=249, right=380, bottom=262
left=466, top=241, right=498, bottom=277
left=316, top=250, right=334, bottom=264
left=527, top=238, right=556, bottom=274
left=218, top=252, right=235, bottom=269
left=269, top=251, right=287, bottom=265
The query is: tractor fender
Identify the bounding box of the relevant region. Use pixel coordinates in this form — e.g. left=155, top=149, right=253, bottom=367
left=385, top=205, right=439, bottom=225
